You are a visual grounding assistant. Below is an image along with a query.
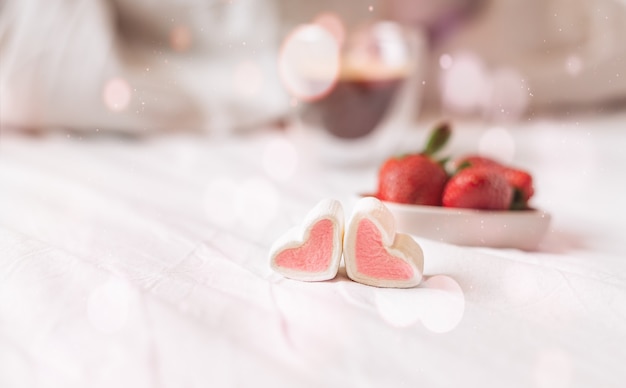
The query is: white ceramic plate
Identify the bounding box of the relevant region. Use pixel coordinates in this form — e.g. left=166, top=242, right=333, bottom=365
left=378, top=199, right=551, bottom=250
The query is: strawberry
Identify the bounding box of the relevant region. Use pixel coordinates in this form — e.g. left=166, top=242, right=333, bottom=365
left=376, top=122, right=450, bottom=206
left=452, top=154, right=534, bottom=209
left=503, top=168, right=534, bottom=204
left=442, top=166, right=513, bottom=210
left=451, top=155, right=501, bottom=170
left=377, top=154, right=448, bottom=205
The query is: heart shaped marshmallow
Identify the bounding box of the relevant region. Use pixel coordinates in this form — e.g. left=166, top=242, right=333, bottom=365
left=269, top=199, right=344, bottom=281
left=344, top=197, right=423, bottom=288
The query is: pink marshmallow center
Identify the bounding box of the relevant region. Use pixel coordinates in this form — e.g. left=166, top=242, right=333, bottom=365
left=274, top=219, right=334, bottom=272
left=355, top=218, right=414, bottom=280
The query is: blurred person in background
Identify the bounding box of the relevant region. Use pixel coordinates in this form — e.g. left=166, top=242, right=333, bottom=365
left=1, top=0, right=625, bottom=135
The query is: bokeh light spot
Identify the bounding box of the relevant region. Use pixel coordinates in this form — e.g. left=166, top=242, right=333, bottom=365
left=419, top=275, right=465, bottom=333
left=375, top=288, right=423, bottom=327
left=565, top=55, right=582, bottom=76
left=439, top=53, right=453, bottom=69
left=234, top=176, right=279, bottom=230
left=441, top=52, right=490, bottom=114
left=485, top=68, right=528, bottom=122
left=342, top=22, right=411, bottom=79
left=502, top=264, right=541, bottom=304
left=170, top=25, right=192, bottom=52
left=204, top=178, right=238, bottom=228
left=262, top=138, right=298, bottom=181
left=102, top=78, right=131, bottom=112
left=375, top=275, right=464, bottom=332
left=278, top=24, right=340, bottom=101
left=534, top=348, right=573, bottom=388
left=87, top=278, right=131, bottom=333
left=233, top=60, right=264, bottom=98
left=0, top=346, right=33, bottom=387
left=313, top=13, right=346, bottom=48
left=479, top=127, right=516, bottom=164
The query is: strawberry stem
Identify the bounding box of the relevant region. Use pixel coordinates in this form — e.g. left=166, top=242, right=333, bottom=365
left=423, top=122, right=451, bottom=156
left=454, top=160, right=472, bottom=173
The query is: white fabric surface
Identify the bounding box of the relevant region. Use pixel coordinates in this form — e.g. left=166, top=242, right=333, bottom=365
left=2, top=114, right=626, bottom=387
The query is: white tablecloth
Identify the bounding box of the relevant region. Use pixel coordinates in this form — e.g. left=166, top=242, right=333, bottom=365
left=1, top=114, right=626, bottom=387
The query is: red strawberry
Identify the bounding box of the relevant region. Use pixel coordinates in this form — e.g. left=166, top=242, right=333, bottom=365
left=377, top=154, right=448, bottom=205
left=376, top=122, right=451, bottom=206
left=442, top=166, right=513, bottom=210
left=452, top=154, right=534, bottom=208
left=503, top=168, right=534, bottom=203
left=451, top=155, right=501, bottom=170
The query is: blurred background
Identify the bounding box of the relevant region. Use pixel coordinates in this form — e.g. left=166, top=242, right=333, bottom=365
left=2, top=4, right=626, bottom=387
left=1, top=0, right=625, bottom=136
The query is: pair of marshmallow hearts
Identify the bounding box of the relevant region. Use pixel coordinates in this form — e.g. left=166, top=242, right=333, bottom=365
left=269, top=197, right=424, bottom=288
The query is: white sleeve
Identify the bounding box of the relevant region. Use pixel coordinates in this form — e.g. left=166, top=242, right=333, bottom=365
left=0, top=0, right=287, bottom=134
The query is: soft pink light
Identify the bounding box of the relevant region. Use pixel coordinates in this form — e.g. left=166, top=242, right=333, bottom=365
left=313, top=12, right=346, bottom=48
left=534, top=348, right=573, bottom=388
left=342, top=22, right=411, bottom=80
left=566, top=55, right=583, bottom=76
left=374, top=275, right=465, bottom=332
left=441, top=52, right=490, bottom=114
left=485, top=68, right=529, bottom=122
left=278, top=24, right=340, bottom=101
left=102, top=78, right=131, bottom=112
left=439, top=53, right=453, bottom=70
left=503, top=265, right=540, bottom=304
left=170, top=25, right=192, bottom=52
left=87, top=278, right=131, bottom=333
left=419, top=275, right=465, bottom=333
left=234, top=176, right=279, bottom=231
left=479, top=127, right=516, bottom=164
left=375, top=288, right=424, bottom=328
left=262, top=138, right=298, bottom=181
left=233, top=60, right=264, bottom=98
left=204, top=178, right=239, bottom=228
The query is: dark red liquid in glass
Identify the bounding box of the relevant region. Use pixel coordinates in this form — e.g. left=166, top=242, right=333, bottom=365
left=301, top=76, right=406, bottom=139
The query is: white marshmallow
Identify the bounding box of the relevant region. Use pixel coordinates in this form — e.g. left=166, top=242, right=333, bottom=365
left=344, top=197, right=424, bottom=288
left=269, top=199, right=344, bottom=281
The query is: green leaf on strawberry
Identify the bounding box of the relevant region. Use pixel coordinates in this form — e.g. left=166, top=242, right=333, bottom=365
left=375, top=121, right=537, bottom=211
left=422, top=122, right=451, bottom=157
left=376, top=122, right=451, bottom=206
